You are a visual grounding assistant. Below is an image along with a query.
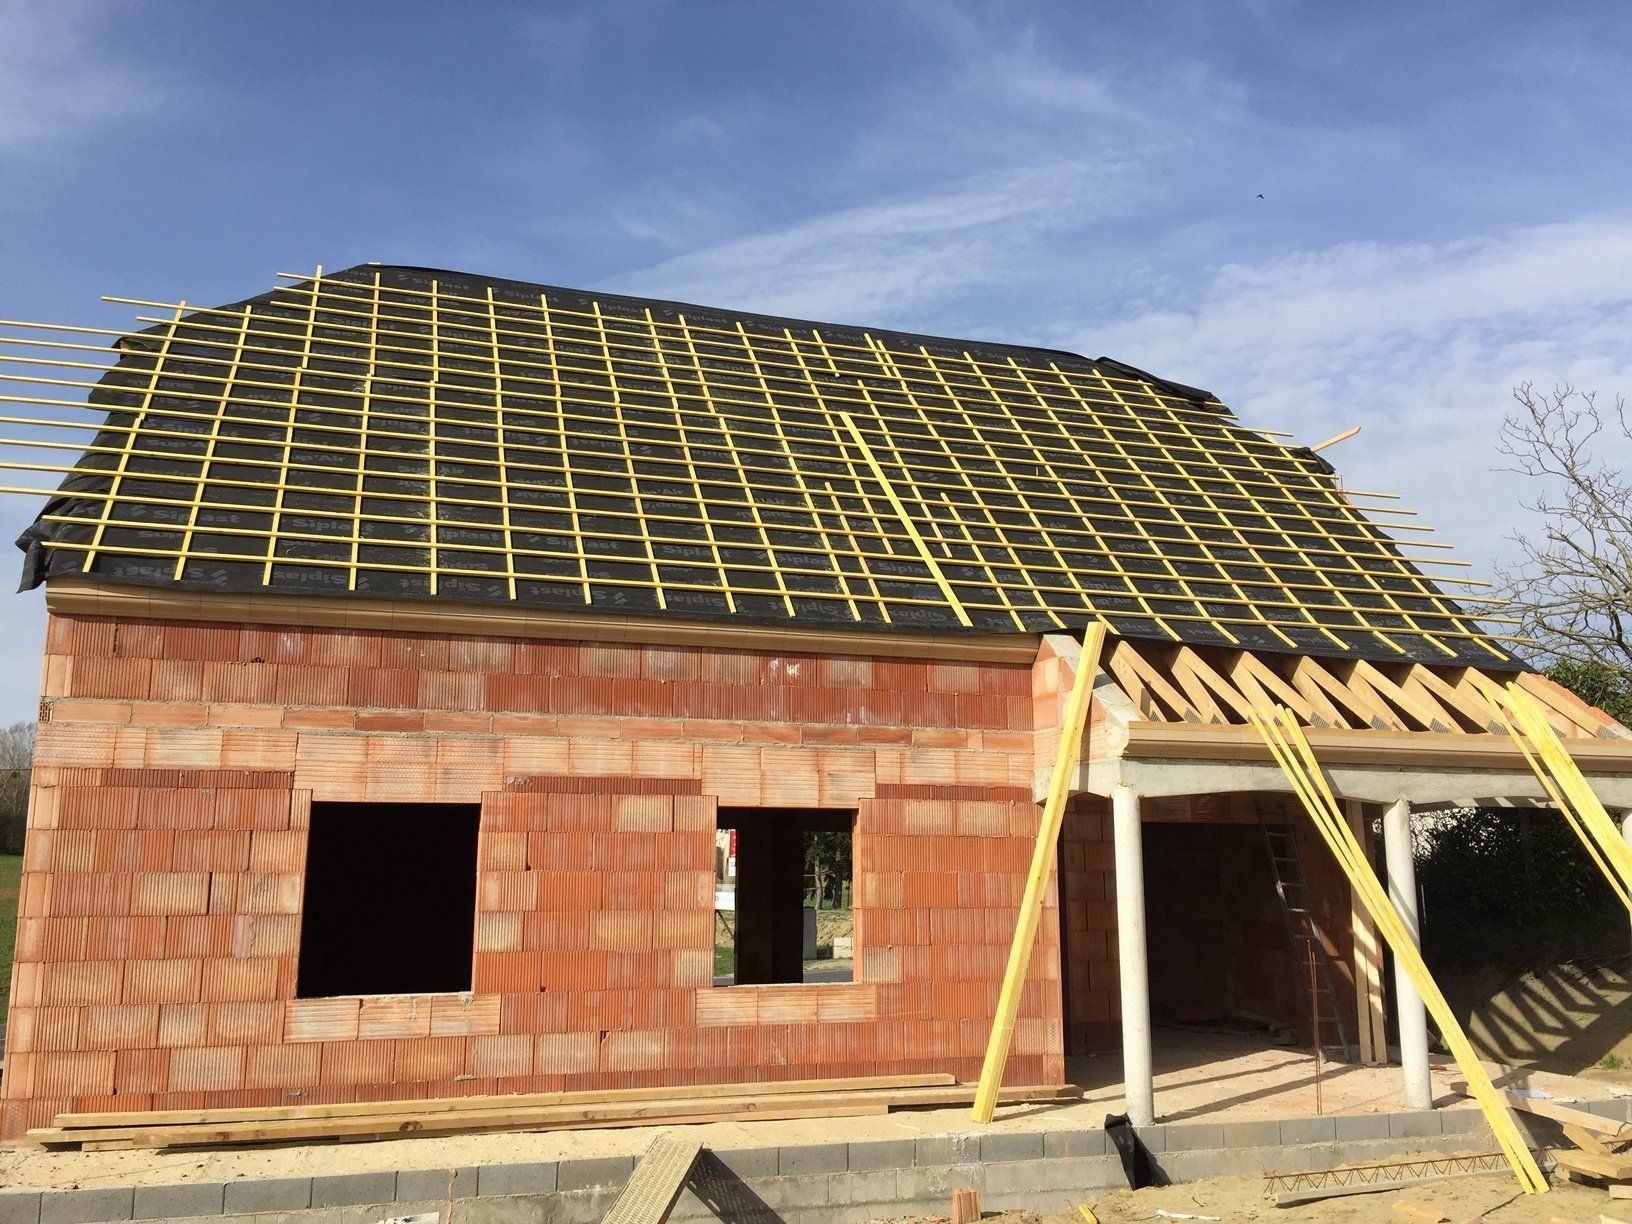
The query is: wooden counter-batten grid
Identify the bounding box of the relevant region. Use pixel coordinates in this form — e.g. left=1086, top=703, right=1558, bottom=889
left=0, top=267, right=1519, bottom=661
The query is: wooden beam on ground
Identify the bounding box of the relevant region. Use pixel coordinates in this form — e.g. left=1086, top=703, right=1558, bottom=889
left=1448, top=1082, right=1632, bottom=1140
left=35, top=1083, right=1079, bottom=1152
left=52, top=1072, right=956, bottom=1130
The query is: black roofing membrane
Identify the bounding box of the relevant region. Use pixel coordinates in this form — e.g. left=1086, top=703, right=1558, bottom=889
left=16, top=263, right=1514, bottom=669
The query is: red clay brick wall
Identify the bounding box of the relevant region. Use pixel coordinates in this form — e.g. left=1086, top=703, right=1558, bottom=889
left=1, top=612, right=1056, bottom=1136
left=1059, top=793, right=1357, bottom=1055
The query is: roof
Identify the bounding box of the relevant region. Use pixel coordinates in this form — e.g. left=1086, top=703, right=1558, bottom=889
left=7, top=263, right=1514, bottom=666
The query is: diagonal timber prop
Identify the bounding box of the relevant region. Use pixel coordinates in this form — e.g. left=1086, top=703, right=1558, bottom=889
left=973, top=620, right=1109, bottom=1123
left=1246, top=704, right=1548, bottom=1195
left=1475, top=678, right=1632, bottom=911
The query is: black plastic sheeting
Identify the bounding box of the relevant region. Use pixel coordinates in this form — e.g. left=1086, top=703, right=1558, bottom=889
left=15, top=263, right=1514, bottom=668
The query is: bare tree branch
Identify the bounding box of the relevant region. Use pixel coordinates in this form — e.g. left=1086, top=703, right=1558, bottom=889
left=1496, top=383, right=1632, bottom=681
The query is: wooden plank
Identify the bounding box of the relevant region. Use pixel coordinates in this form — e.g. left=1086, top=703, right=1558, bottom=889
left=1566, top=1123, right=1614, bottom=1155
left=1347, top=797, right=1388, bottom=1064
left=1350, top=659, right=1457, bottom=733
left=1116, top=723, right=1632, bottom=772
left=75, top=1101, right=897, bottom=1152
left=1517, top=672, right=1625, bottom=738
left=1227, top=651, right=1318, bottom=723
left=1448, top=1082, right=1632, bottom=1139
left=1294, top=657, right=1389, bottom=730
left=1409, top=665, right=1504, bottom=733
left=37, top=1083, right=1077, bottom=1151
left=1553, top=1146, right=1632, bottom=1182
left=602, top=1133, right=704, bottom=1224
left=53, top=1071, right=957, bottom=1131
left=1173, top=647, right=1256, bottom=723
left=1107, top=641, right=1197, bottom=723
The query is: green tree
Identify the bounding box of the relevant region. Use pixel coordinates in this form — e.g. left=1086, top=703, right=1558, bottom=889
left=0, top=721, right=34, bottom=855
left=804, top=831, right=851, bottom=909
left=1546, top=659, right=1632, bottom=726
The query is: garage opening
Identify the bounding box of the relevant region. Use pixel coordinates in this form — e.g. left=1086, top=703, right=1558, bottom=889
left=297, top=801, right=481, bottom=997
left=714, top=807, right=855, bottom=986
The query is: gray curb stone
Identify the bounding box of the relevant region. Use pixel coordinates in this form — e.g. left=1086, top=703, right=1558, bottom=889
left=221, top=1176, right=313, bottom=1214
left=131, top=1183, right=223, bottom=1220
left=39, top=1189, right=133, bottom=1224
left=556, top=1155, right=635, bottom=1191
left=476, top=1161, right=559, bottom=1197
left=310, top=1171, right=398, bottom=1208
left=396, top=1167, right=478, bottom=1201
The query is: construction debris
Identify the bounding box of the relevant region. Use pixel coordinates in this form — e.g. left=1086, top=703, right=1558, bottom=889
left=601, top=1133, right=703, bottom=1224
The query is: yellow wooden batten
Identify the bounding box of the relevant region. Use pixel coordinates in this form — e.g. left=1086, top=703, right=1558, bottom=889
left=973, top=620, right=1109, bottom=1122
left=1247, top=704, right=1548, bottom=1195
left=1481, top=680, right=1632, bottom=910
left=0, top=267, right=1516, bottom=662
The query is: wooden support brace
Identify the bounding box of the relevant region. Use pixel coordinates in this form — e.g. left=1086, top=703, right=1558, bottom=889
left=973, top=620, right=1109, bottom=1123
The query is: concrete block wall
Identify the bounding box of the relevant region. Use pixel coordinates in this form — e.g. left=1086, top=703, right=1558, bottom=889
left=0, top=611, right=1061, bottom=1136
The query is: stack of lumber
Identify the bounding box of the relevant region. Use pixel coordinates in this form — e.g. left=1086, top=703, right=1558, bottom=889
left=1449, top=1076, right=1632, bottom=1183
left=27, top=1074, right=1078, bottom=1152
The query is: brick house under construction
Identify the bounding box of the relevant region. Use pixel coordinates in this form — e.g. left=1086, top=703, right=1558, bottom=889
left=3, top=264, right=1631, bottom=1140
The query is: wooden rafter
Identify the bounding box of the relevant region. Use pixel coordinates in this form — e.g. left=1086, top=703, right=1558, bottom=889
left=1099, top=636, right=1625, bottom=742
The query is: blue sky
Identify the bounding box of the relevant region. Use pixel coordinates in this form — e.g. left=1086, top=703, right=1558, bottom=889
left=1, top=1, right=1630, bottom=720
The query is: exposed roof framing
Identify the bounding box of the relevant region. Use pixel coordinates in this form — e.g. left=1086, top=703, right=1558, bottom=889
left=1100, top=637, right=1620, bottom=739
left=0, top=263, right=1514, bottom=665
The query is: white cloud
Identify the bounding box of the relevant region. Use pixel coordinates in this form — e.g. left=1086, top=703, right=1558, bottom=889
left=1071, top=217, right=1632, bottom=582
left=0, top=1, right=167, bottom=150
left=603, top=158, right=1135, bottom=322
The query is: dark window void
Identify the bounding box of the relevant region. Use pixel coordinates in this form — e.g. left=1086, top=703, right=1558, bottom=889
left=297, top=801, right=480, bottom=998
left=715, top=808, right=854, bottom=987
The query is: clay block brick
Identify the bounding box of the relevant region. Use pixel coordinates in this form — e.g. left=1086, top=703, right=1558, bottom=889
left=285, top=997, right=361, bottom=1042
left=207, top=1001, right=284, bottom=1045
left=244, top=1043, right=322, bottom=1089
left=34, top=1051, right=116, bottom=1098
left=113, top=1048, right=170, bottom=1095
left=168, top=1045, right=246, bottom=1092
left=393, top=1036, right=468, bottom=1082
left=472, top=1033, right=532, bottom=1078
left=534, top=1031, right=598, bottom=1075
left=247, top=830, right=305, bottom=872
left=474, top=912, right=523, bottom=953
left=133, top=872, right=210, bottom=915
left=200, top=957, right=281, bottom=1003
left=79, top=1004, right=159, bottom=1051
left=229, top=913, right=299, bottom=959
left=600, top=1030, right=664, bottom=1073
left=319, top=1040, right=394, bottom=1086
left=358, top=996, right=433, bottom=1041
left=39, top=962, right=121, bottom=1007
left=429, top=995, right=500, bottom=1036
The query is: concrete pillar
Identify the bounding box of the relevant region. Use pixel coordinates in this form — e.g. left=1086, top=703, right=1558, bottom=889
left=1383, top=798, right=1432, bottom=1111
left=1112, top=784, right=1154, bottom=1127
